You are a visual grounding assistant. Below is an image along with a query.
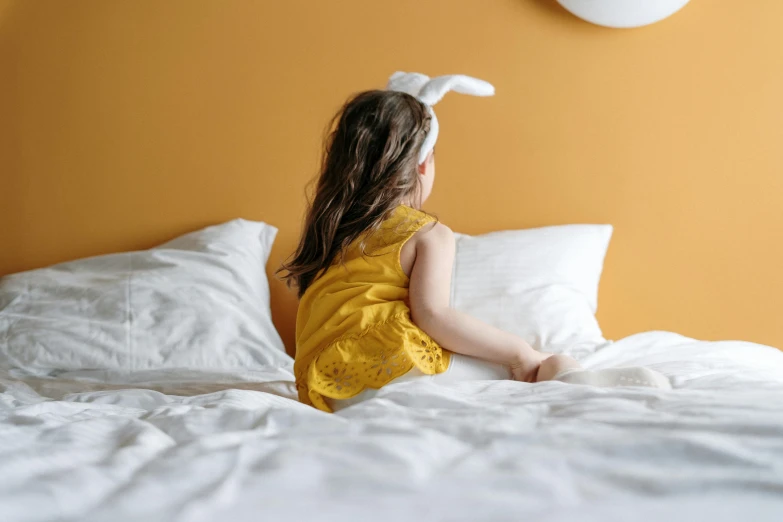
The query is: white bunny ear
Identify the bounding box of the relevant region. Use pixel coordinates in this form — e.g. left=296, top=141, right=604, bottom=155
left=386, top=71, right=431, bottom=97
left=417, top=74, right=495, bottom=106
left=384, top=71, right=494, bottom=165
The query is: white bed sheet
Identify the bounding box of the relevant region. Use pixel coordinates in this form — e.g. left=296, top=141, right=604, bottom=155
left=2, top=331, right=783, bottom=522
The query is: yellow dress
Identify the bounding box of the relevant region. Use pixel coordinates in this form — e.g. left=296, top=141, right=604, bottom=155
left=294, top=205, right=452, bottom=412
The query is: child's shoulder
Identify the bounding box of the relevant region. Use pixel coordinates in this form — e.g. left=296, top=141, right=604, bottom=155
left=399, top=216, right=454, bottom=276
left=411, top=219, right=453, bottom=246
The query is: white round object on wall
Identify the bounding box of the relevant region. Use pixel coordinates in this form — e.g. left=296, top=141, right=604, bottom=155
left=557, top=0, right=691, bottom=28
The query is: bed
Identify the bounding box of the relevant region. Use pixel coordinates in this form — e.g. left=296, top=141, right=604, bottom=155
left=2, top=219, right=783, bottom=522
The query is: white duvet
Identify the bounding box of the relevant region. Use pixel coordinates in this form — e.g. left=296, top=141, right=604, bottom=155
left=2, top=331, right=783, bottom=522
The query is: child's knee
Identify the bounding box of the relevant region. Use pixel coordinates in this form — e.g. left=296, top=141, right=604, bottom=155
left=538, top=354, right=579, bottom=382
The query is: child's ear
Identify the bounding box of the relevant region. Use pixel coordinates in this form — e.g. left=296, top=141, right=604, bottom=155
left=417, top=151, right=433, bottom=175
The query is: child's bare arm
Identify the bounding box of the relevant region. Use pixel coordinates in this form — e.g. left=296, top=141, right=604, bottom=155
left=408, top=223, right=544, bottom=382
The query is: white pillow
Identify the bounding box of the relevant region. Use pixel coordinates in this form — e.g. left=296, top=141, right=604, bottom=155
left=451, top=225, right=613, bottom=358
left=0, top=219, right=291, bottom=374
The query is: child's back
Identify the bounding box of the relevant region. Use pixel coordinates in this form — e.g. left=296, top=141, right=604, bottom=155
left=295, top=205, right=449, bottom=411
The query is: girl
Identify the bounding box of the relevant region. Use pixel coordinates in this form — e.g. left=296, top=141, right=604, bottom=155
left=280, top=73, right=669, bottom=413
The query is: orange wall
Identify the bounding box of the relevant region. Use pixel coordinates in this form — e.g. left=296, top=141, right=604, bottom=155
left=2, top=1, right=782, bottom=352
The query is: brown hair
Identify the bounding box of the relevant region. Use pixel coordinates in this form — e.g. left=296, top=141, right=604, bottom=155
left=278, top=90, right=431, bottom=298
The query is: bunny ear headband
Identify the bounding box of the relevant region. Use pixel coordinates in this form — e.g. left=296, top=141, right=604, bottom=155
left=385, top=71, right=495, bottom=165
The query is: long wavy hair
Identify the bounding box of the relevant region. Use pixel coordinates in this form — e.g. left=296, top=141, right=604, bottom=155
left=278, top=90, right=432, bottom=298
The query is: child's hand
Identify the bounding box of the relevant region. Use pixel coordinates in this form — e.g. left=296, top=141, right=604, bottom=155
left=510, top=351, right=553, bottom=383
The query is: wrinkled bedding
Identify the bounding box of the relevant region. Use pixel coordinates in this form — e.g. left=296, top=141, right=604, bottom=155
left=2, top=331, right=783, bottom=522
